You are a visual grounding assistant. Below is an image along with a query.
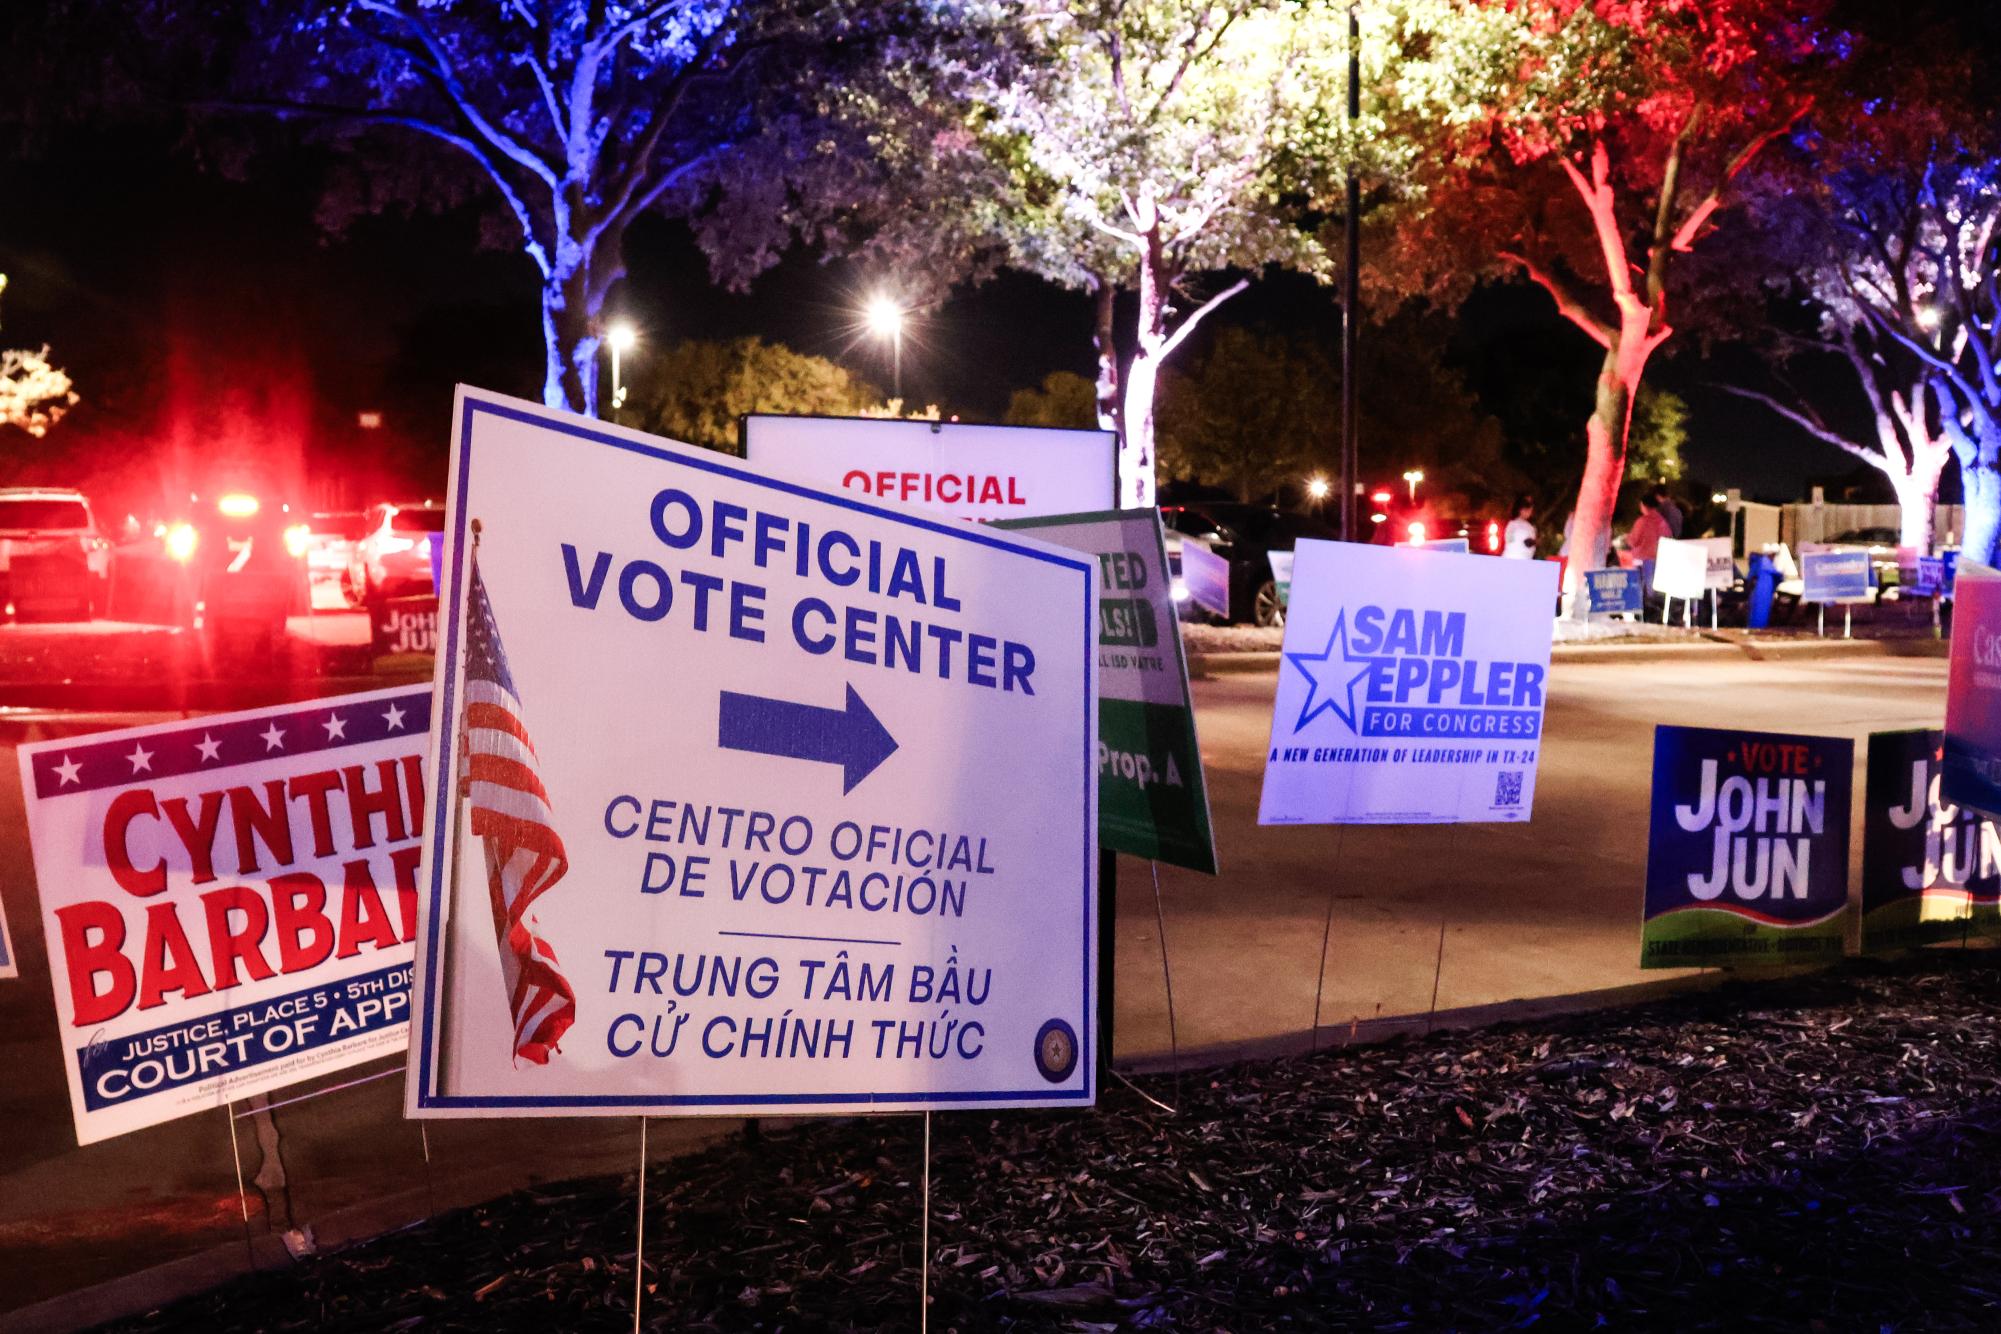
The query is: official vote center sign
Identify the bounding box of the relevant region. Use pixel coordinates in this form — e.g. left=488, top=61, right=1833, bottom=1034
left=1862, top=729, right=2001, bottom=953
left=408, top=390, right=1098, bottom=1119
left=999, top=509, right=1217, bottom=873
left=742, top=415, right=1115, bottom=523
left=1641, top=725, right=1852, bottom=969
left=19, top=687, right=430, bottom=1144
left=1259, top=541, right=1558, bottom=825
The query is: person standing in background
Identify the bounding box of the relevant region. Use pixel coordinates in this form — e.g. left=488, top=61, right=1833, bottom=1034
left=1628, top=493, right=1671, bottom=594
left=1503, top=495, right=1537, bottom=559
left=1650, top=484, right=1684, bottom=539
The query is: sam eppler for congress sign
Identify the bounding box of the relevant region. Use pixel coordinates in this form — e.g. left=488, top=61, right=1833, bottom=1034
left=1259, top=541, right=1557, bottom=825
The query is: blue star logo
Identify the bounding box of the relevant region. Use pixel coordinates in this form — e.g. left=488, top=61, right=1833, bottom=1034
left=1285, top=609, right=1376, bottom=734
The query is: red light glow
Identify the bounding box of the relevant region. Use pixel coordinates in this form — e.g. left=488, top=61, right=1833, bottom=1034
left=165, top=523, right=198, bottom=562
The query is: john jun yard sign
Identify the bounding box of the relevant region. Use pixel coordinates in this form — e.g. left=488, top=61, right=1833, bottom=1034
left=408, top=390, right=1098, bottom=1119
left=1862, top=729, right=2001, bottom=952
left=1642, top=725, right=1852, bottom=969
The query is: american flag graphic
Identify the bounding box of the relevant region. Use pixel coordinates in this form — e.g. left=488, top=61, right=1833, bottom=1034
left=463, top=557, right=576, bottom=1065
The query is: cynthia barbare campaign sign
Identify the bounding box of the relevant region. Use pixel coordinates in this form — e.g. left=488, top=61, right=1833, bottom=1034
left=999, top=509, right=1217, bottom=873
left=18, top=687, right=429, bottom=1143
left=1861, top=729, right=2001, bottom=952
left=1641, top=725, right=1852, bottom=969
left=1259, top=540, right=1557, bottom=825
left=408, top=389, right=1097, bottom=1119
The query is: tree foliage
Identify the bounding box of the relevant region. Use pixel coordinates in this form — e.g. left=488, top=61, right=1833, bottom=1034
left=1714, top=6, right=1998, bottom=555
left=1004, top=371, right=1099, bottom=431
left=1390, top=0, right=1842, bottom=610
left=0, top=277, right=76, bottom=438
left=910, top=0, right=1439, bottom=504
left=214, top=0, right=894, bottom=416
left=1626, top=386, right=1687, bottom=487
left=623, top=336, right=888, bottom=453
left=0, top=347, right=77, bottom=438
left=1154, top=317, right=1511, bottom=509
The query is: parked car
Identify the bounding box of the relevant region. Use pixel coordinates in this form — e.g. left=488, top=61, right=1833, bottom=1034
left=1161, top=502, right=1338, bottom=627
left=351, top=500, right=445, bottom=605
left=150, top=488, right=310, bottom=654
left=304, top=511, right=369, bottom=604
left=0, top=487, right=113, bottom=620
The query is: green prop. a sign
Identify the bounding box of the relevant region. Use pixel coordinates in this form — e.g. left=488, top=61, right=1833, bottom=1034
left=999, top=509, right=1218, bottom=873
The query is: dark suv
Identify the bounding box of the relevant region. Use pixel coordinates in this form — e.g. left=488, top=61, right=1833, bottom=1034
left=1161, top=502, right=1338, bottom=626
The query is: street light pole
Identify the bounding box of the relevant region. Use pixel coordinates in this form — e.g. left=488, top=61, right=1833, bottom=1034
left=605, top=321, right=637, bottom=419
left=1340, top=0, right=1361, bottom=542
left=865, top=293, right=906, bottom=402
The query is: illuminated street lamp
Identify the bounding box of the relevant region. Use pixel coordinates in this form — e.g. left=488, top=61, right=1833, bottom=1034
left=1916, top=305, right=1942, bottom=333
left=1402, top=468, right=1425, bottom=503
left=1305, top=475, right=1331, bottom=503
left=865, top=293, right=906, bottom=398
left=605, top=321, right=638, bottom=415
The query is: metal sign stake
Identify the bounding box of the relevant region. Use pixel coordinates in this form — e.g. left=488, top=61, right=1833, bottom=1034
left=920, top=1111, right=933, bottom=1334
left=1148, top=860, right=1180, bottom=1095
left=225, top=1100, right=254, bottom=1268
left=1424, top=914, right=1449, bottom=1036
left=634, top=1116, right=648, bottom=1334
left=1310, top=825, right=1351, bottom=1051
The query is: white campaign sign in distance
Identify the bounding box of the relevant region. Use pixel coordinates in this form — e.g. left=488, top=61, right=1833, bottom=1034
left=408, top=389, right=1098, bottom=1119
left=1653, top=537, right=1732, bottom=598
left=742, top=415, right=1116, bottom=523
left=1259, top=541, right=1557, bottom=825
left=19, top=687, right=429, bottom=1144
left=1178, top=536, right=1232, bottom=621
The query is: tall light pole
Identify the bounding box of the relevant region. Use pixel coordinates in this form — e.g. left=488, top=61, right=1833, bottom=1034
left=1339, top=0, right=1361, bottom=542
left=605, top=321, right=637, bottom=417
left=865, top=293, right=905, bottom=399
left=1403, top=468, right=1424, bottom=504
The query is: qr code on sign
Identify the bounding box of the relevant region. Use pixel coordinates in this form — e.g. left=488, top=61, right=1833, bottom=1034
left=1494, top=770, right=1524, bottom=807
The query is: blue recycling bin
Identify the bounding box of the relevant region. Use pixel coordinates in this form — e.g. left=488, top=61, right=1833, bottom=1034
left=1746, top=552, right=1777, bottom=629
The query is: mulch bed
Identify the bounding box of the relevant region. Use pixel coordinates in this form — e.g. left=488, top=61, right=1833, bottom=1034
left=106, top=955, right=2001, bottom=1331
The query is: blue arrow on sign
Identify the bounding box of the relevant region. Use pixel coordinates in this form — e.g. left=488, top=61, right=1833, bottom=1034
left=718, top=684, right=899, bottom=794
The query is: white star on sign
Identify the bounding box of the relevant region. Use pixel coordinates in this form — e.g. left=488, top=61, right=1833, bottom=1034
left=196, top=734, right=222, bottom=763
left=53, top=755, right=80, bottom=786
left=127, top=744, right=153, bottom=774
left=261, top=723, right=286, bottom=752
left=382, top=703, right=407, bottom=731
left=323, top=713, right=348, bottom=740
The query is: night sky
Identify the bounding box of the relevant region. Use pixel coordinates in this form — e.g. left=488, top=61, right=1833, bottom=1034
left=0, top=97, right=1893, bottom=518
